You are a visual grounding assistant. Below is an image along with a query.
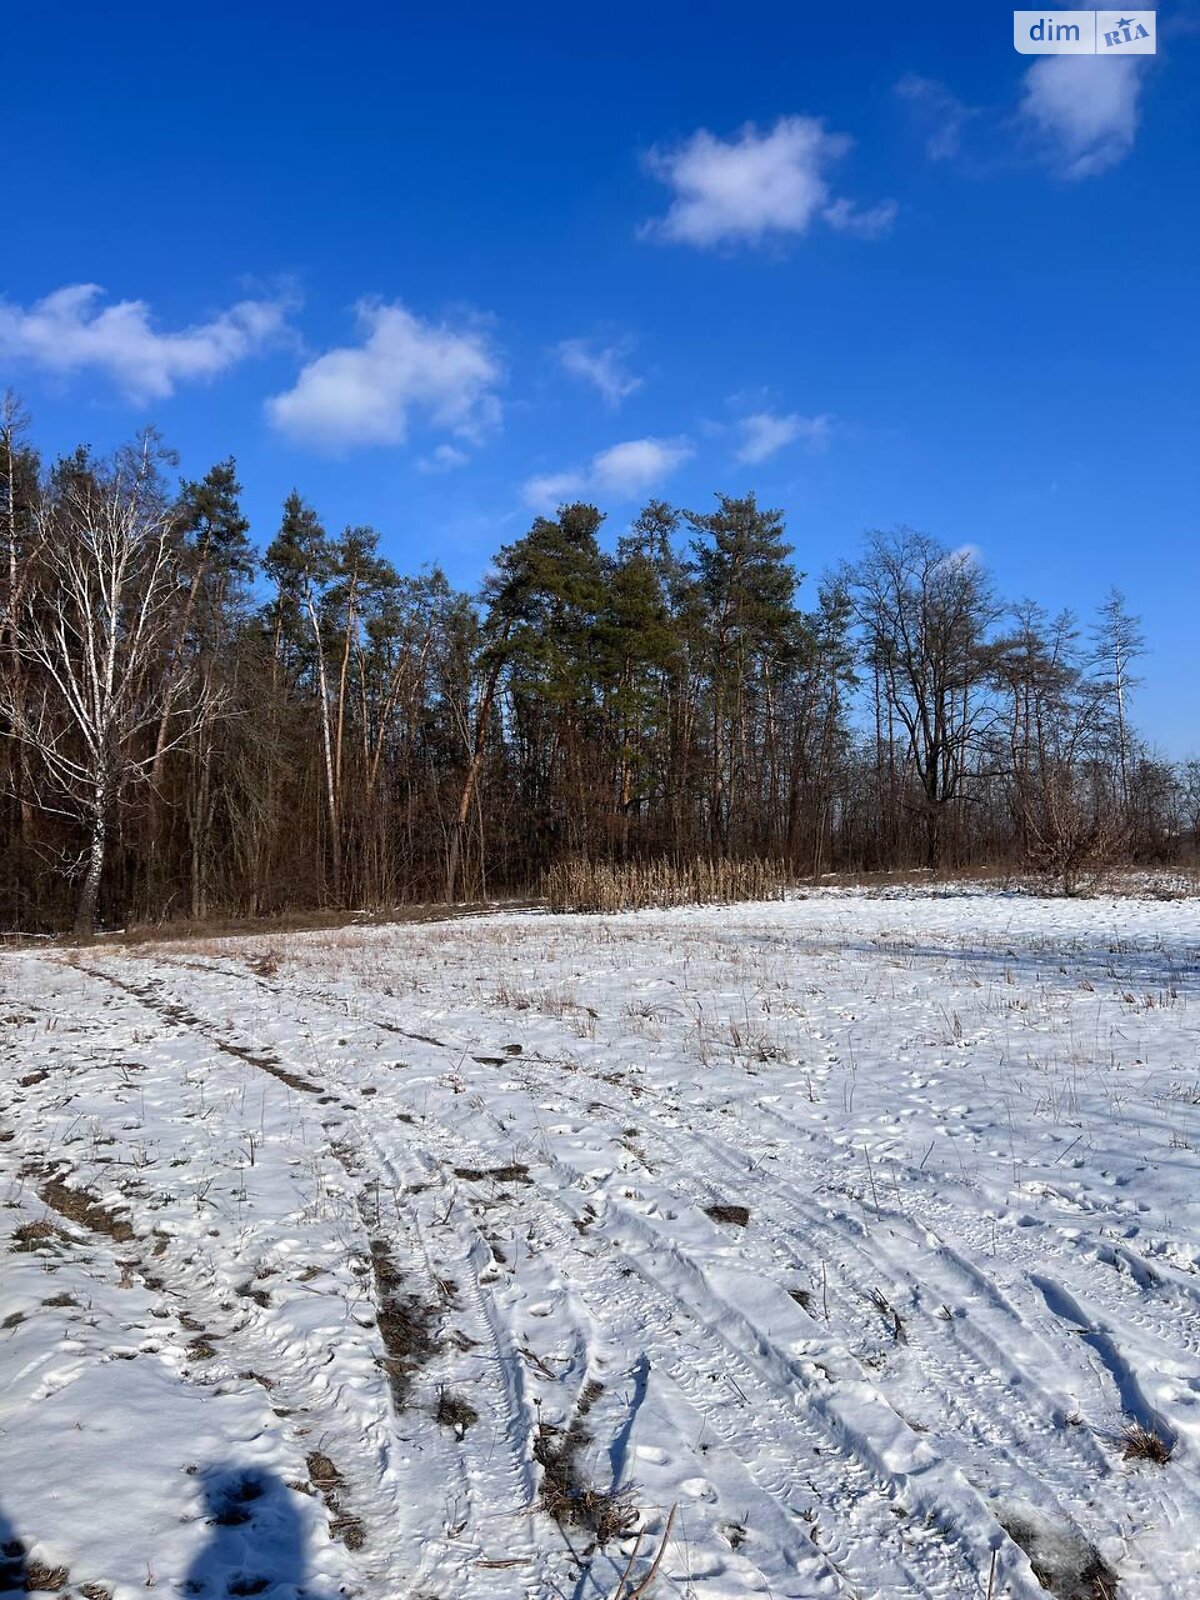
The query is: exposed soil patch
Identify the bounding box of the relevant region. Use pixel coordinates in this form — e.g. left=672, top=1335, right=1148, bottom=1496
left=453, top=1163, right=532, bottom=1185
left=37, top=1174, right=133, bottom=1243
left=306, top=1450, right=366, bottom=1551
left=368, top=1239, right=439, bottom=1408
left=102, top=898, right=539, bottom=949
left=705, top=1203, right=750, bottom=1227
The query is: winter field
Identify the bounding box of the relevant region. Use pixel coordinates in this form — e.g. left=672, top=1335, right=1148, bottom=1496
left=3, top=888, right=1200, bottom=1600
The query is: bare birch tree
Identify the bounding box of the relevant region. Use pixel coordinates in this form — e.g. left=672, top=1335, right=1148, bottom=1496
left=0, top=436, right=214, bottom=934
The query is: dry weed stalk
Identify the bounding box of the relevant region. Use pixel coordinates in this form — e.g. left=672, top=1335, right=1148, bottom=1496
left=543, top=857, right=786, bottom=914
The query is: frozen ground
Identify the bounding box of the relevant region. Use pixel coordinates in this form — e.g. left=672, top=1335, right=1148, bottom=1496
left=2, top=888, right=1200, bottom=1600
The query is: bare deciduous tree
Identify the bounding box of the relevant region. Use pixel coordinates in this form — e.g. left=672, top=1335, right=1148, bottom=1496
left=850, top=529, right=1002, bottom=870
left=1, top=436, right=215, bottom=935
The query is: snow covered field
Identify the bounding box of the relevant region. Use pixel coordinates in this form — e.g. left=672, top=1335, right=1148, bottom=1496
left=3, top=888, right=1200, bottom=1600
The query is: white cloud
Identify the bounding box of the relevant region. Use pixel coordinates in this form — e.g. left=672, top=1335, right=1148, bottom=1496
left=416, top=443, right=470, bottom=474
left=522, top=470, right=588, bottom=507
left=822, top=198, right=900, bottom=239
left=895, top=75, right=979, bottom=161
left=557, top=337, right=642, bottom=407
left=591, top=438, right=692, bottom=494
left=735, top=411, right=832, bottom=464
left=522, top=436, right=693, bottom=509
left=949, top=542, right=984, bottom=567
left=267, top=299, right=501, bottom=451
left=0, top=283, right=292, bottom=401
left=641, top=116, right=895, bottom=248
left=1019, top=56, right=1144, bottom=177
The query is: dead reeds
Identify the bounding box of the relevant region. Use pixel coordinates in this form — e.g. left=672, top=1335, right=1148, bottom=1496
left=543, top=857, right=786, bottom=915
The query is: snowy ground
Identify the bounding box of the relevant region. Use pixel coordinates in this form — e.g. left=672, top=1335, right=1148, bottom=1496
left=3, top=888, right=1200, bottom=1600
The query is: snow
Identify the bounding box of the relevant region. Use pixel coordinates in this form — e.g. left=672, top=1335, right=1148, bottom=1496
left=2, top=887, right=1199, bottom=1598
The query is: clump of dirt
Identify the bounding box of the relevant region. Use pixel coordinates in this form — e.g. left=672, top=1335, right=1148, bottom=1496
left=179, top=1311, right=220, bottom=1361
left=37, top=1174, right=133, bottom=1243
left=435, top=1389, right=479, bottom=1436
left=534, top=1380, right=638, bottom=1546
left=238, top=1369, right=276, bottom=1390
left=705, top=1203, right=750, bottom=1227
left=306, top=1451, right=366, bottom=1551
left=11, top=1219, right=64, bottom=1253
left=369, top=1240, right=439, bottom=1407
left=453, top=1163, right=532, bottom=1185
left=788, top=1286, right=814, bottom=1311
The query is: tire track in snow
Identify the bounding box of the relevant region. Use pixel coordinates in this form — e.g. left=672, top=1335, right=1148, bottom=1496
left=336, top=1124, right=551, bottom=1599
left=128, top=959, right=1046, bottom=1600
left=40, top=960, right=414, bottom=1588
left=117, top=943, right=1200, bottom=1598
left=116, top=954, right=993, bottom=1596
left=402, top=1025, right=1131, bottom=1560
left=77, top=955, right=556, bottom=1600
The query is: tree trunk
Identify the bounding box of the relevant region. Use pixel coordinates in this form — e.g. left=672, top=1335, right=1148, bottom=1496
left=925, top=806, right=941, bottom=871
left=74, top=790, right=107, bottom=938
left=447, top=655, right=503, bottom=903
left=304, top=584, right=341, bottom=904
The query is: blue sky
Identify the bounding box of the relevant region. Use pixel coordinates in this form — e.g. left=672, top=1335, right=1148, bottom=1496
left=4, top=0, right=1198, bottom=750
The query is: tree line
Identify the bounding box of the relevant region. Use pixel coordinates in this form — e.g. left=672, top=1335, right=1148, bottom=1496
left=0, top=398, right=1193, bottom=934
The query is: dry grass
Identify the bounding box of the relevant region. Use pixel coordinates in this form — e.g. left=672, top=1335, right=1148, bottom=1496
left=306, top=1451, right=366, bottom=1550
left=544, top=857, right=786, bottom=914
left=434, top=1388, right=479, bottom=1436
left=11, top=1219, right=65, bottom=1253
left=1121, top=1422, right=1174, bottom=1464
left=535, top=1380, right=638, bottom=1545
